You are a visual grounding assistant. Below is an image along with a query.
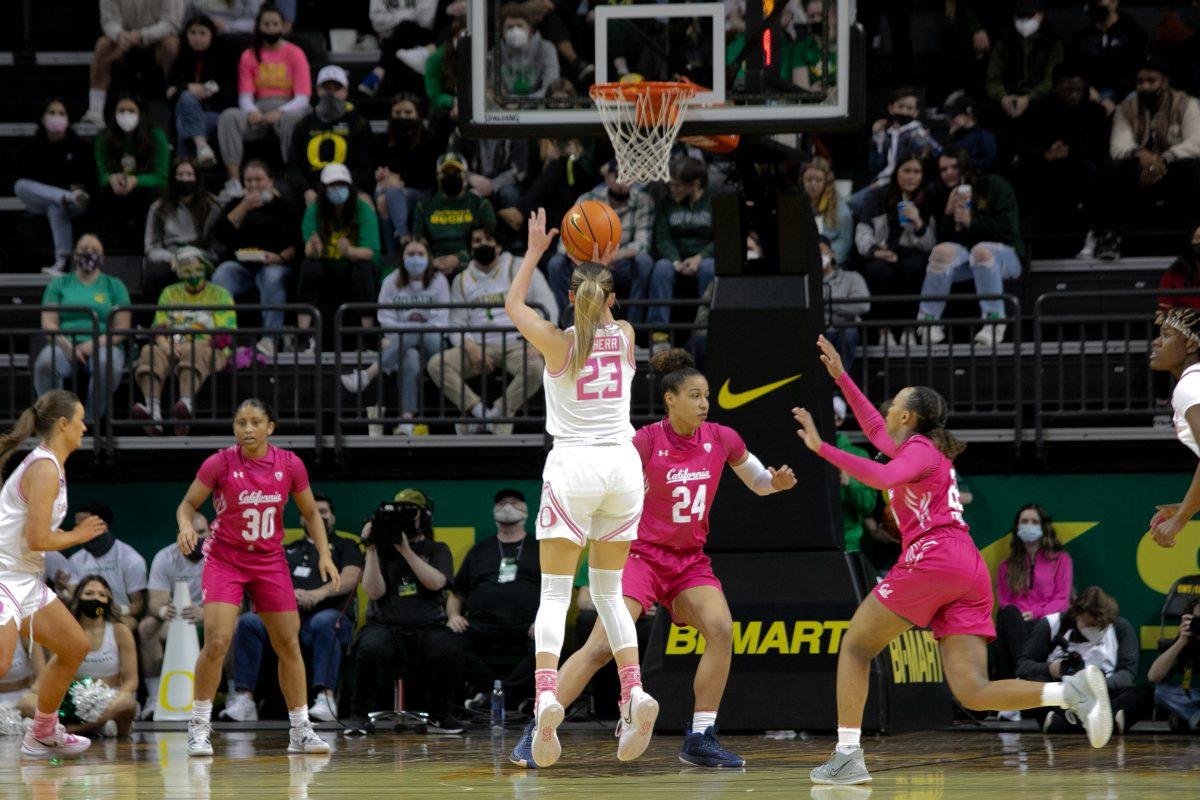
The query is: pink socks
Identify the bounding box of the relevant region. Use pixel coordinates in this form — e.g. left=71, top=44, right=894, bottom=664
left=618, top=665, right=642, bottom=706
left=535, top=668, right=558, bottom=698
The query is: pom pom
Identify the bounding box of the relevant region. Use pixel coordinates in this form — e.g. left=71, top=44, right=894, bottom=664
left=0, top=702, right=22, bottom=735
left=66, top=677, right=117, bottom=724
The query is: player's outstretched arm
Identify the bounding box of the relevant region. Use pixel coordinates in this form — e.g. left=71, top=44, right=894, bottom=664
left=730, top=451, right=797, bottom=495
left=505, top=208, right=570, bottom=366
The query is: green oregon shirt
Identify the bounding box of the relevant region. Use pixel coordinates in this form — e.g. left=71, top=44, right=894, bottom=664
left=42, top=271, right=131, bottom=335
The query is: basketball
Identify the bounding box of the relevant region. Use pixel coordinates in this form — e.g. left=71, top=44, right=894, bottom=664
left=560, top=200, right=622, bottom=263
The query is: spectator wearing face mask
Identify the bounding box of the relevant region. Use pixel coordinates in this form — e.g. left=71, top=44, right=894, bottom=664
left=831, top=396, right=878, bottom=556
left=144, top=156, right=221, bottom=288
left=298, top=163, right=381, bottom=340
left=941, top=91, right=998, bottom=173
left=1148, top=596, right=1200, bottom=732
left=34, top=234, right=132, bottom=424
left=412, top=153, right=498, bottom=276
left=217, top=3, right=311, bottom=198
left=448, top=489, right=540, bottom=712
left=1108, top=56, right=1200, bottom=258
left=986, top=0, right=1063, bottom=122
left=13, top=99, right=96, bottom=275
left=287, top=65, right=374, bottom=206
left=84, top=0, right=184, bottom=126
left=166, top=14, right=238, bottom=166
left=224, top=492, right=363, bottom=723
left=375, top=93, right=439, bottom=248
left=821, top=237, right=869, bottom=376
left=992, top=504, right=1072, bottom=692
left=132, top=247, right=236, bottom=435
left=341, top=239, right=449, bottom=435
left=210, top=159, right=299, bottom=351
left=1018, top=586, right=1149, bottom=733
left=848, top=86, right=942, bottom=216
left=498, top=4, right=559, bottom=99
left=63, top=502, right=149, bottom=629
left=1067, top=0, right=1147, bottom=116
left=137, top=512, right=208, bottom=720
left=94, top=94, right=171, bottom=249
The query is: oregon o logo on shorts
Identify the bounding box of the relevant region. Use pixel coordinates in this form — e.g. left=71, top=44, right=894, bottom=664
left=540, top=507, right=558, bottom=529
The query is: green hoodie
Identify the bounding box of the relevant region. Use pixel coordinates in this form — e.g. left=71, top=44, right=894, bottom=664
left=654, top=190, right=715, bottom=262
left=413, top=190, right=498, bottom=265
left=836, top=432, right=878, bottom=553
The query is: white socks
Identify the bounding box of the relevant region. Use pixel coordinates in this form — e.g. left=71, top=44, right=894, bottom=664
left=534, top=573, right=573, bottom=657
left=288, top=706, right=310, bottom=728
left=692, top=711, right=717, bottom=733
left=836, top=726, right=861, bottom=754
left=588, top=566, right=638, bottom=653
left=192, top=699, right=213, bottom=726
left=1041, top=682, right=1066, bottom=708
left=88, top=89, right=106, bottom=116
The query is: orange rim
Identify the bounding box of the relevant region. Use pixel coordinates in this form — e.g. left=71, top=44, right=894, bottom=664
left=589, top=80, right=697, bottom=104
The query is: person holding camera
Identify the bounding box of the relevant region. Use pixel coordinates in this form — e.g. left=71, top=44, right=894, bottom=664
left=343, top=488, right=466, bottom=736
left=1017, top=585, right=1149, bottom=733
left=1148, top=596, right=1200, bottom=732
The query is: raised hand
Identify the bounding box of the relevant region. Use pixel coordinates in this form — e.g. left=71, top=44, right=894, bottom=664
left=792, top=407, right=823, bottom=452
left=526, top=208, right=559, bottom=254
left=817, top=335, right=844, bottom=380
left=769, top=465, right=798, bottom=491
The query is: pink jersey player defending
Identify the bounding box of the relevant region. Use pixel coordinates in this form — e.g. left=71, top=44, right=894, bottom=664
left=794, top=336, right=1113, bottom=787
left=513, top=349, right=797, bottom=770
left=175, top=398, right=337, bottom=759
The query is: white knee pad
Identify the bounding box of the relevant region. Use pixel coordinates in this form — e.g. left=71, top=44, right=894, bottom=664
left=533, top=573, right=574, bottom=657
left=589, top=567, right=639, bottom=653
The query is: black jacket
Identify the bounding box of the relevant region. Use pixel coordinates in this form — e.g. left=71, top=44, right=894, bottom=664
left=1017, top=93, right=1111, bottom=168
left=1067, top=14, right=1148, bottom=101
left=167, top=38, right=240, bottom=111
left=17, top=129, right=96, bottom=192
left=288, top=106, right=375, bottom=194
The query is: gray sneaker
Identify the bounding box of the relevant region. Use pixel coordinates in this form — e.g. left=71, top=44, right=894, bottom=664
left=810, top=747, right=871, bottom=785
left=1062, top=665, right=1113, bottom=748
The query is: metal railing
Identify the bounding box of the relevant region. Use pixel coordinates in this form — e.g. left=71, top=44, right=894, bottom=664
left=101, top=304, right=323, bottom=450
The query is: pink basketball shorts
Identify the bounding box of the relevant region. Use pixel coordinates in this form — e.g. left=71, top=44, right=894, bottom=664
left=201, top=540, right=297, bottom=613
left=872, top=531, right=996, bottom=642
left=622, top=542, right=723, bottom=623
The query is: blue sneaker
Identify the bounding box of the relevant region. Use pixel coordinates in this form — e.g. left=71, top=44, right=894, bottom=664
left=678, top=726, right=745, bottom=768
left=509, top=721, right=539, bottom=768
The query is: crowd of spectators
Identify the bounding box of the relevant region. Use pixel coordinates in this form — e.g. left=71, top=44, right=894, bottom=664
left=10, top=0, right=1200, bottom=432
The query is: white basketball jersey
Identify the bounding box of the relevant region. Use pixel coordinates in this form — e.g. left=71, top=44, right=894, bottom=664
left=0, top=446, right=67, bottom=574
left=1174, top=364, right=1200, bottom=458
left=544, top=324, right=636, bottom=444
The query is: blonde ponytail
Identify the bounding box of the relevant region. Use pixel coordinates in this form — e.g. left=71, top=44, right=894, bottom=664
left=568, top=262, right=615, bottom=378
left=0, top=390, right=80, bottom=472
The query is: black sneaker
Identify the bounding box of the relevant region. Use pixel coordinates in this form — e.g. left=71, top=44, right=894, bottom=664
left=342, top=716, right=375, bottom=736
left=1094, top=232, right=1121, bottom=262
left=427, top=715, right=466, bottom=735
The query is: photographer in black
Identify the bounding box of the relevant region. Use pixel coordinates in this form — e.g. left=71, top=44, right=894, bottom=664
left=342, top=488, right=466, bottom=735
left=1018, top=586, right=1150, bottom=733
left=1148, top=595, right=1200, bottom=732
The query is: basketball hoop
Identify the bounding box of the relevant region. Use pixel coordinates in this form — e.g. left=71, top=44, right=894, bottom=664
left=590, top=81, right=697, bottom=184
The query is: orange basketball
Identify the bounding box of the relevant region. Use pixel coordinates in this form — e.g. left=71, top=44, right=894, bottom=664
left=560, top=200, right=622, bottom=263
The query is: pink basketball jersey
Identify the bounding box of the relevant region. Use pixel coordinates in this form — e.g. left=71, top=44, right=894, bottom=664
left=196, top=445, right=309, bottom=554
left=632, top=419, right=746, bottom=551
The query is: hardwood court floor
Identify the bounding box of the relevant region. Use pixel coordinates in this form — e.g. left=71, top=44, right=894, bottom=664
left=1, top=726, right=1197, bottom=799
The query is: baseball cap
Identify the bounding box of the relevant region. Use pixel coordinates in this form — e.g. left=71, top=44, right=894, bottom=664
left=1139, top=54, right=1170, bottom=77
left=393, top=488, right=429, bottom=509
left=437, top=152, right=469, bottom=173
left=494, top=488, right=525, bottom=504
left=316, top=65, right=349, bottom=88
left=174, top=246, right=212, bottom=271
left=942, top=90, right=976, bottom=119
left=320, top=162, right=352, bottom=185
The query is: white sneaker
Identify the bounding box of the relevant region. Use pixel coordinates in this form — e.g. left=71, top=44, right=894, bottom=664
left=1075, top=229, right=1097, bottom=260
left=486, top=405, right=514, bottom=436
left=1063, top=665, right=1113, bottom=748
left=897, top=330, right=921, bottom=348
left=309, top=693, right=338, bottom=722
left=997, top=710, right=1022, bottom=722
left=530, top=691, right=565, bottom=768
left=615, top=686, right=659, bottom=762
left=340, top=369, right=373, bottom=394
left=21, top=723, right=91, bottom=758
left=187, top=720, right=214, bottom=757
left=288, top=722, right=331, bottom=754
left=256, top=337, right=276, bottom=357
left=393, top=422, right=415, bottom=436
left=396, top=46, right=431, bottom=74
left=139, top=696, right=157, bottom=720
left=924, top=324, right=946, bottom=345
left=974, top=323, right=1006, bottom=348
left=80, top=109, right=105, bottom=127
left=102, top=720, right=119, bottom=737
left=223, top=177, right=245, bottom=198
left=41, top=262, right=66, bottom=277
left=455, top=421, right=485, bottom=435
left=219, top=692, right=258, bottom=722
left=196, top=144, right=218, bottom=169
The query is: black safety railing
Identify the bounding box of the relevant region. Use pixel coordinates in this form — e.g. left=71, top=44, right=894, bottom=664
left=0, top=306, right=103, bottom=455
left=1033, top=288, right=1190, bottom=448
left=827, top=294, right=1024, bottom=444
left=102, top=305, right=323, bottom=449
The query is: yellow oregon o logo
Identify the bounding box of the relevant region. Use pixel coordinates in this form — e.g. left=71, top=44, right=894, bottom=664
left=159, top=670, right=195, bottom=712
left=307, top=132, right=348, bottom=170
left=1136, top=524, right=1200, bottom=594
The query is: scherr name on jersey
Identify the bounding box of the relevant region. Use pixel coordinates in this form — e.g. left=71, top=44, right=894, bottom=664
left=238, top=490, right=283, bottom=506
left=665, top=467, right=712, bottom=485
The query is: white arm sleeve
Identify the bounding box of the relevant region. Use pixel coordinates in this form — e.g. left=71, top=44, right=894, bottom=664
left=732, top=452, right=777, bottom=496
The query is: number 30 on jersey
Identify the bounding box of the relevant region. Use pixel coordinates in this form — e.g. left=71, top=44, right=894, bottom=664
left=241, top=507, right=277, bottom=542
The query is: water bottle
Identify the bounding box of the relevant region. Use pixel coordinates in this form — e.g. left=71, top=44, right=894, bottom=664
left=490, top=680, right=505, bottom=729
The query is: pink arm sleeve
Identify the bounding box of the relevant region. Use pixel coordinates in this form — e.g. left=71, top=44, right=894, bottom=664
left=196, top=452, right=223, bottom=488
left=816, top=438, right=932, bottom=491
left=834, top=373, right=898, bottom=458
left=631, top=427, right=651, bottom=467
left=718, top=425, right=747, bottom=464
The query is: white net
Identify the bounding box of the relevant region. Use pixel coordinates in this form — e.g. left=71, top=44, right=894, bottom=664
left=590, top=83, right=696, bottom=184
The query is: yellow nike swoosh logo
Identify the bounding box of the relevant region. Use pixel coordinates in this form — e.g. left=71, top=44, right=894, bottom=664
left=717, top=374, right=803, bottom=410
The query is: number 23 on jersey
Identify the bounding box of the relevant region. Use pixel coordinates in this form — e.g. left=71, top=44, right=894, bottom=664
left=576, top=355, right=623, bottom=401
